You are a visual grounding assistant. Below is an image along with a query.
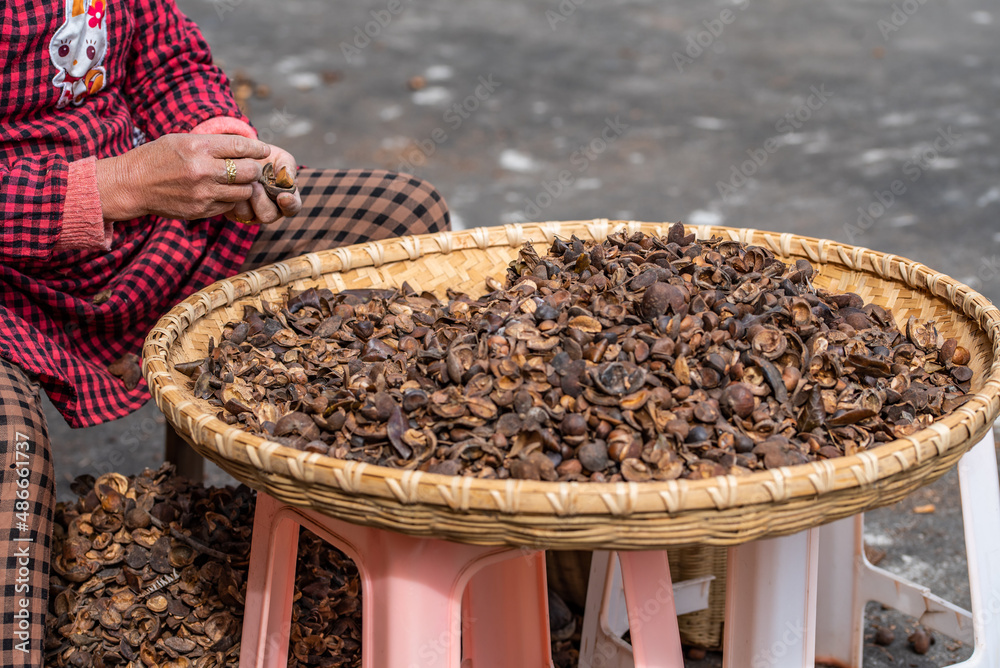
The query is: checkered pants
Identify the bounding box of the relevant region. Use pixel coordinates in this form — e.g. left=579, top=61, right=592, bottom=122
left=240, top=168, right=451, bottom=271
left=0, top=358, right=53, bottom=667
left=0, top=168, right=448, bottom=666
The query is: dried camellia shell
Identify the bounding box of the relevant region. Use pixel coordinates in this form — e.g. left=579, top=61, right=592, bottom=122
left=258, top=161, right=297, bottom=200
left=147, top=594, right=169, bottom=614
left=203, top=611, right=237, bottom=644
left=169, top=543, right=196, bottom=569
left=90, top=508, right=122, bottom=533
left=96, top=472, right=129, bottom=494
left=907, top=316, right=940, bottom=351
left=641, top=282, right=686, bottom=319
left=54, top=588, right=79, bottom=616
left=132, top=527, right=159, bottom=549
left=567, top=315, right=602, bottom=333
left=150, top=536, right=174, bottom=573
left=107, top=353, right=142, bottom=390
left=620, top=458, right=653, bottom=482
left=50, top=467, right=337, bottom=666
left=91, top=532, right=112, bottom=551
left=52, top=554, right=99, bottom=583
left=125, top=507, right=151, bottom=530
left=99, top=604, right=123, bottom=630
left=177, top=227, right=972, bottom=490
left=751, top=327, right=787, bottom=359
left=99, top=542, right=125, bottom=565
left=591, top=362, right=645, bottom=396
left=273, top=411, right=320, bottom=441
left=110, top=589, right=136, bottom=613
left=163, top=636, right=198, bottom=654
left=125, top=543, right=149, bottom=570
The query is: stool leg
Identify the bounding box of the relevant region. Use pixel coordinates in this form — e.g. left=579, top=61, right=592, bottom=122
left=954, top=430, right=1000, bottom=668
left=723, top=529, right=819, bottom=668
left=363, top=541, right=465, bottom=668
left=164, top=424, right=204, bottom=482
left=618, top=551, right=685, bottom=668
left=240, top=493, right=301, bottom=668
left=815, top=516, right=866, bottom=667
left=580, top=551, right=634, bottom=668
left=463, top=551, right=554, bottom=668
left=288, top=509, right=546, bottom=668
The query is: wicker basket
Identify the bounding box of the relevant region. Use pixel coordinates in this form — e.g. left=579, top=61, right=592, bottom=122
left=672, top=545, right=727, bottom=648
left=142, top=220, right=1000, bottom=550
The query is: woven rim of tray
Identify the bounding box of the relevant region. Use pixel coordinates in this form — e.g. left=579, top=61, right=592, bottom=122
left=142, top=220, right=1000, bottom=549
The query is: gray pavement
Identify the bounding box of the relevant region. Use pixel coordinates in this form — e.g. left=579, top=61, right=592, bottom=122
left=47, top=0, right=1000, bottom=664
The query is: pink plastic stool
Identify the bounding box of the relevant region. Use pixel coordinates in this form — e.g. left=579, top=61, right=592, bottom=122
left=578, top=551, right=687, bottom=667
left=239, top=492, right=555, bottom=668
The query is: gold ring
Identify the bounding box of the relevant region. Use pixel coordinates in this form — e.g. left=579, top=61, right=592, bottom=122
left=225, top=158, right=237, bottom=185
left=232, top=214, right=255, bottom=224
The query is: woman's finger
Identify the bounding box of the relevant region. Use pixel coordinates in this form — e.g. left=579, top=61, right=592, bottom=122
left=276, top=191, right=302, bottom=218
left=213, top=183, right=255, bottom=203
left=212, top=158, right=264, bottom=186
left=205, top=201, right=240, bottom=219
left=226, top=200, right=256, bottom=224
left=273, top=156, right=297, bottom=183
left=249, top=182, right=281, bottom=224
left=204, top=135, right=272, bottom=161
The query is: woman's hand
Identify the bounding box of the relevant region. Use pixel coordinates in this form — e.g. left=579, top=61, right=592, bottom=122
left=226, top=143, right=303, bottom=225
left=95, top=133, right=271, bottom=222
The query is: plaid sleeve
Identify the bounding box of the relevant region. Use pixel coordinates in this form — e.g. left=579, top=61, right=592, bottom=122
left=121, top=0, right=250, bottom=139
left=0, top=155, right=69, bottom=262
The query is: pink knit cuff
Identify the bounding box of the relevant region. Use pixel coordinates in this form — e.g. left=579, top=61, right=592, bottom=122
left=190, top=116, right=258, bottom=138
left=55, top=156, right=113, bottom=253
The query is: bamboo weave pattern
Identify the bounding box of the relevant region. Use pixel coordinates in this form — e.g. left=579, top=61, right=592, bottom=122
left=142, top=221, right=1000, bottom=549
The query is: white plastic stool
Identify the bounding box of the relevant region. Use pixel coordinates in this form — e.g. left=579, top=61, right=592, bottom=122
left=578, top=431, right=1000, bottom=667
left=814, top=429, right=1000, bottom=667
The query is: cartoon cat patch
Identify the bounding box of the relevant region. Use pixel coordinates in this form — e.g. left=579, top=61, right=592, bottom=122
left=49, top=0, right=108, bottom=108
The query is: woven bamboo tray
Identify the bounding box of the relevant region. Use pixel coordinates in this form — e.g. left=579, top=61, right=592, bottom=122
left=142, top=220, right=1000, bottom=550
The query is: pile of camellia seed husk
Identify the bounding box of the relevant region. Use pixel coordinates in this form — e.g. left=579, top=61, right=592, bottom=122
left=45, top=466, right=362, bottom=668
left=46, top=466, right=583, bottom=668
left=179, top=224, right=974, bottom=483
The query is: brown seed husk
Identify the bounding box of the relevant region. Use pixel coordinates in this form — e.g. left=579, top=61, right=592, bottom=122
left=179, top=228, right=972, bottom=484
left=45, top=466, right=363, bottom=668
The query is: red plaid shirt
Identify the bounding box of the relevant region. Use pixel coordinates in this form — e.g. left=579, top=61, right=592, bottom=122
left=0, top=0, right=256, bottom=427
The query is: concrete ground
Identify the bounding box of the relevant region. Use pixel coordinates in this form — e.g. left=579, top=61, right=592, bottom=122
left=46, top=0, right=1000, bottom=664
